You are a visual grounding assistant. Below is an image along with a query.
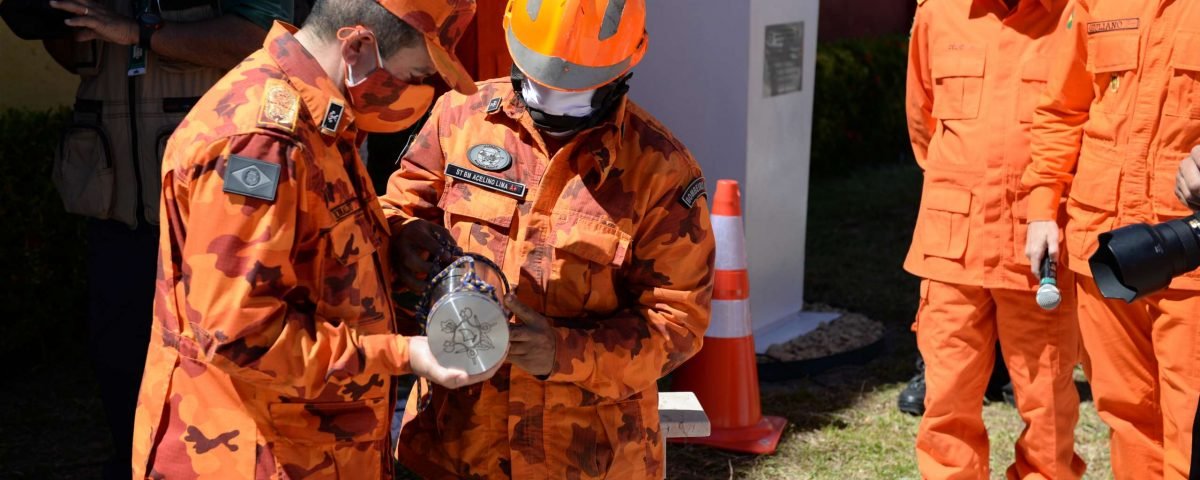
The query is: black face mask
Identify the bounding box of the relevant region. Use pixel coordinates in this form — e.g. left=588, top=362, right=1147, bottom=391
left=510, top=65, right=630, bottom=135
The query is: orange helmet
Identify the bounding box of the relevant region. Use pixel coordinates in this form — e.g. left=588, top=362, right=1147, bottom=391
left=504, top=0, right=648, bottom=92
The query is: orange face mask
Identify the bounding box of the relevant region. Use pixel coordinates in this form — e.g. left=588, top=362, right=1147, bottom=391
left=338, top=26, right=434, bottom=133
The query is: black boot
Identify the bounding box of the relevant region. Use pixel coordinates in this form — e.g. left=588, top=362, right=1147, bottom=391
left=1001, top=381, right=1016, bottom=407
left=898, top=357, right=926, bottom=416
left=985, top=343, right=1015, bottom=407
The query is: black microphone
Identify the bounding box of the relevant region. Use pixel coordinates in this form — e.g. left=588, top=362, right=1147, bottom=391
left=1037, top=254, right=1061, bottom=310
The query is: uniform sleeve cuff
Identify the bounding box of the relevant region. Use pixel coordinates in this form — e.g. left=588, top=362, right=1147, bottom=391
left=543, top=326, right=591, bottom=383
left=361, top=334, right=411, bottom=375
left=1027, top=186, right=1063, bottom=222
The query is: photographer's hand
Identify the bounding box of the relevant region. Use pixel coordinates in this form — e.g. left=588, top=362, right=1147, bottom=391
left=1026, top=220, right=1060, bottom=277
left=50, top=0, right=137, bottom=45
left=1176, top=146, right=1200, bottom=211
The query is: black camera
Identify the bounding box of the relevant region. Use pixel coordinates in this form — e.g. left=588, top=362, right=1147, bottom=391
left=0, top=0, right=76, bottom=40
left=1089, top=213, right=1200, bottom=302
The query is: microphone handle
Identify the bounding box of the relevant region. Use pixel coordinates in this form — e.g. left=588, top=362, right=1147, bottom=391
left=1041, top=254, right=1057, bottom=286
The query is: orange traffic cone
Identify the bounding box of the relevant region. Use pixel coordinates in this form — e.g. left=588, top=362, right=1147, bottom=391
left=670, top=179, right=786, bottom=454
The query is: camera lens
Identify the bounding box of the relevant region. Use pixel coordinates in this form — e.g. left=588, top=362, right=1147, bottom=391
left=1089, top=214, right=1200, bottom=302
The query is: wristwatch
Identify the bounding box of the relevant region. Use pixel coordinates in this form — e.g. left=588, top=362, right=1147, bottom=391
left=136, top=11, right=163, bottom=50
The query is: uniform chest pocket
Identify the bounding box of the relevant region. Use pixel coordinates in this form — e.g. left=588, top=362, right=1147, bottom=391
left=1018, top=60, right=1050, bottom=123
left=319, top=214, right=387, bottom=327
left=1166, top=30, right=1200, bottom=119
left=547, top=212, right=632, bottom=317
left=1087, top=32, right=1139, bottom=115
left=439, top=181, right=517, bottom=266
left=931, top=47, right=986, bottom=121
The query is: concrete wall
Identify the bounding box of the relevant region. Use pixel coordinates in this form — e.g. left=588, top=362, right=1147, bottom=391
left=634, top=1, right=820, bottom=339
left=0, top=24, right=78, bottom=111
left=634, top=2, right=750, bottom=190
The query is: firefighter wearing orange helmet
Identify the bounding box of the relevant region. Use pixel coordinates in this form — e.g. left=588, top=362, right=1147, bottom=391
left=383, top=0, right=715, bottom=478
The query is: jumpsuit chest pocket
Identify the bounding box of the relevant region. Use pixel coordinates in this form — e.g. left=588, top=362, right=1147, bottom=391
left=917, top=184, right=972, bottom=260
left=1086, top=31, right=1139, bottom=115
left=931, top=46, right=986, bottom=121
left=439, top=180, right=517, bottom=266
left=319, top=214, right=388, bottom=329
left=1165, top=30, right=1200, bottom=119
left=546, top=212, right=632, bottom=318
left=1018, top=60, right=1050, bottom=123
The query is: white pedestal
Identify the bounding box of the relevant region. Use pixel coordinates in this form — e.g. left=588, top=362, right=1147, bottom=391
left=752, top=311, right=839, bottom=354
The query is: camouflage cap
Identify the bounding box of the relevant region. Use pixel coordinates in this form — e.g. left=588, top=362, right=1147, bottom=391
left=377, top=0, right=478, bottom=94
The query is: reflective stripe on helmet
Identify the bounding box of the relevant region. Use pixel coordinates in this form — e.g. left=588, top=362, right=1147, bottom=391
left=599, top=0, right=627, bottom=40
left=525, top=0, right=542, bottom=21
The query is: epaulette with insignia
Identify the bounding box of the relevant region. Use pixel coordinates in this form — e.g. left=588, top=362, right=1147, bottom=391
left=256, top=78, right=300, bottom=133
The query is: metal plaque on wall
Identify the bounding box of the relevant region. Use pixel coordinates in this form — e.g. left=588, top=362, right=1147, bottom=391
left=763, top=22, right=804, bottom=97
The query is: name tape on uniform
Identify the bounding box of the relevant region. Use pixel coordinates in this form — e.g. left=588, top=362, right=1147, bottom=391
left=446, top=164, right=527, bottom=199
left=330, top=199, right=361, bottom=221
left=1087, top=18, right=1138, bottom=35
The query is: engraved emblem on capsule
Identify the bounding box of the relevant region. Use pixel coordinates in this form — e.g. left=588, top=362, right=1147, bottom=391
left=441, top=307, right=496, bottom=358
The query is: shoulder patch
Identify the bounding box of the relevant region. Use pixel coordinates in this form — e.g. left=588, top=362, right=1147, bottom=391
left=256, top=79, right=299, bottom=133
left=223, top=155, right=281, bottom=201
left=680, top=177, right=707, bottom=209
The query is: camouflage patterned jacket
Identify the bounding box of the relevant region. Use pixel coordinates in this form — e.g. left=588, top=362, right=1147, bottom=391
left=381, top=78, right=716, bottom=479
left=132, top=23, right=409, bottom=479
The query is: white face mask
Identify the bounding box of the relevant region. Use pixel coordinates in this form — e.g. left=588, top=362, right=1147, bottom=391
left=520, top=79, right=596, bottom=118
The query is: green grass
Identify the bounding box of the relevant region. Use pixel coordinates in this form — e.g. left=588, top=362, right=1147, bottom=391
left=665, top=163, right=1112, bottom=479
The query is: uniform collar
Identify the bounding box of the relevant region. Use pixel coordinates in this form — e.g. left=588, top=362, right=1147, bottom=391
left=979, top=0, right=1056, bottom=13
left=493, top=83, right=628, bottom=183
left=264, top=22, right=355, bottom=137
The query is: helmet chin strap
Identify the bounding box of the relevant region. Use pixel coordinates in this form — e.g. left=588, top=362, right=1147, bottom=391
left=511, top=65, right=630, bottom=136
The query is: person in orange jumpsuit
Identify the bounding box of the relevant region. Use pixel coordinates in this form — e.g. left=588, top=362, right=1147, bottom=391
left=380, top=1, right=716, bottom=478
left=906, top=0, right=1085, bottom=477
left=129, top=0, right=491, bottom=477
left=1024, top=0, right=1200, bottom=478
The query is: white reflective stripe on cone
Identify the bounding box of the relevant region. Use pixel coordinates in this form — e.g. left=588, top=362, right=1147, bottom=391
left=712, top=215, right=747, bottom=271
left=706, top=299, right=752, bottom=338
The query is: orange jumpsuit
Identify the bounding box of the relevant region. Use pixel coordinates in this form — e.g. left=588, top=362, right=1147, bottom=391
left=131, top=23, right=412, bottom=479
left=1023, top=1, right=1200, bottom=478
left=906, top=0, right=1085, bottom=478
left=380, top=78, right=715, bottom=479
